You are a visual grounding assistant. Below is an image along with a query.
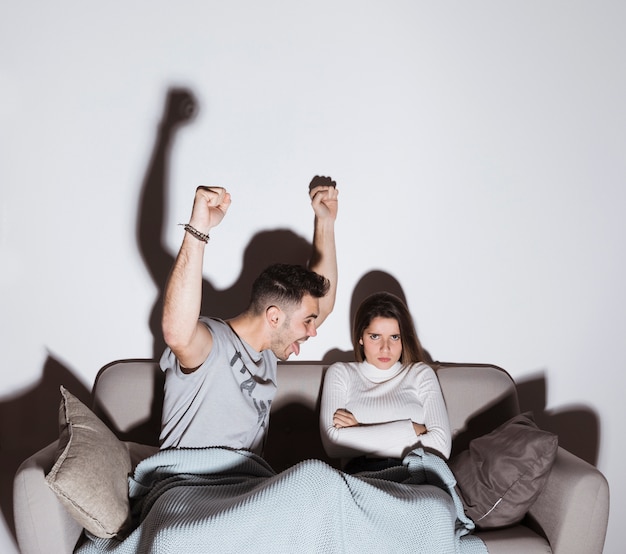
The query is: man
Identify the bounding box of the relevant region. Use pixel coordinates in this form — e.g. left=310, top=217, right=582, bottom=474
left=159, top=180, right=339, bottom=455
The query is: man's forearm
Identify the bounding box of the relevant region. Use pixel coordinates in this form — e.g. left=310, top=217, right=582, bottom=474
left=310, top=216, right=337, bottom=325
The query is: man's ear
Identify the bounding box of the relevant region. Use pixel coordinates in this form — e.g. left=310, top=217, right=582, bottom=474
left=266, top=305, right=282, bottom=328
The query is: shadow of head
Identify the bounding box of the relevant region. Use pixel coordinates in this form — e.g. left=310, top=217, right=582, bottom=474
left=516, top=372, right=600, bottom=466
left=201, top=229, right=312, bottom=319
left=322, top=269, right=435, bottom=364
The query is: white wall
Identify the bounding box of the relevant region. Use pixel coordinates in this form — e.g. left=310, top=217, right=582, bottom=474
left=1, top=1, right=624, bottom=552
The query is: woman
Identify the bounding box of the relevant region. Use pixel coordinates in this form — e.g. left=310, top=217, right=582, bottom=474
left=320, top=292, right=451, bottom=473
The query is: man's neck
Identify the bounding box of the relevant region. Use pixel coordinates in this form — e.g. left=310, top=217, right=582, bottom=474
left=226, top=312, right=269, bottom=352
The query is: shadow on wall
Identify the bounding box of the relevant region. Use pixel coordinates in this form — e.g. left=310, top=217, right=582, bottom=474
left=0, top=86, right=602, bottom=543
left=0, top=87, right=333, bottom=541
left=516, top=372, right=600, bottom=466
left=137, top=88, right=314, bottom=359
left=0, top=355, right=90, bottom=543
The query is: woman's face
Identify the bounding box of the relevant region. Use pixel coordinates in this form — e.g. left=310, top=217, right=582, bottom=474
left=360, top=316, right=402, bottom=370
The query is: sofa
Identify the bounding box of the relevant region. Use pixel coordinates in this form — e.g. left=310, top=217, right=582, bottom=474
left=13, top=359, right=609, bottom=553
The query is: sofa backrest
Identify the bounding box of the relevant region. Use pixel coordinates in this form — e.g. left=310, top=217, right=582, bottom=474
left=91, top=359, right=520, bottom=465
left=265, top=361, right=521, bottom=468
left=434, top=363, right=520, bottom=455
left=92, top=359, right=164, bottom=446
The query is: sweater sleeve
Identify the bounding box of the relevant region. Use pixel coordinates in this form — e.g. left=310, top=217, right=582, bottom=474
left=320, top=363, right=420, bottom=459
left=412, top=365, right=452, bottom=459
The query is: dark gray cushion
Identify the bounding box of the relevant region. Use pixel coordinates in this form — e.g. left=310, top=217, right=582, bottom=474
left=449, top=412, right=558, bottom=529
left=45, top=386, right=132, bottom=538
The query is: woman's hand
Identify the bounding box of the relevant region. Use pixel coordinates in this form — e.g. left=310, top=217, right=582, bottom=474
left=412, top=422, right=427, bottom=436
left=333, top=409, right=359, bottom=429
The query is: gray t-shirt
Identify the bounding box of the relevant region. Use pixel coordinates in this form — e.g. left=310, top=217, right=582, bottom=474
left=159, top=317, right=278, bottom=454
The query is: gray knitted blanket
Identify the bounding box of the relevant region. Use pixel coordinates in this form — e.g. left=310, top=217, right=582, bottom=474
left=76, top=447, right=486, bottom=554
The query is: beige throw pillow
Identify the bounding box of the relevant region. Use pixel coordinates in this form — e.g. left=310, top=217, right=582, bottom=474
left=45, top=385, right=132, bottom=538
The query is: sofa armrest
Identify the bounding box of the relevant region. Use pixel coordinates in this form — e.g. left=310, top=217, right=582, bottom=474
left=13, top=442, right=83, bottom=554
left=527, top=446, right=609, bottom=554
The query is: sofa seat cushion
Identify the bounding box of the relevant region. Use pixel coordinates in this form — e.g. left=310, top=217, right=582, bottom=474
left=477, top=524, right=552, bottom=554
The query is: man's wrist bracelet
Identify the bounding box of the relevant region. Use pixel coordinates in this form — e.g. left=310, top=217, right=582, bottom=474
left=179, top=223, right=210, bottom=243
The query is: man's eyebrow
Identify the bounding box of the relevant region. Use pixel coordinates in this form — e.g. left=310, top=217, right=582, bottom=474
left=305, top=313, right=319, bottom=319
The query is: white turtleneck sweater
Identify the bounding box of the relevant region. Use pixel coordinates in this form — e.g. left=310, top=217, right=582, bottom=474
left=320, top=361, right=451, bottom=462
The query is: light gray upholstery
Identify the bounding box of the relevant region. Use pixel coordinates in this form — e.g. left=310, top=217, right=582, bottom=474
left=13, top=360, right=609, bottom=554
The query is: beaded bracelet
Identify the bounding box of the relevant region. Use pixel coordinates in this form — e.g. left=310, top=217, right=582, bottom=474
left=179, top=223, right=210, bottom=243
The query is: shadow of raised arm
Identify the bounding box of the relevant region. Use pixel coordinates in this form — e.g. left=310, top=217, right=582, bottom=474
left=137, top=87, right=197, bottom=358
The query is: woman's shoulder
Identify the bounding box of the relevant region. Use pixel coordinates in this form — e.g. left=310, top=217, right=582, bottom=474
left=327, top=360, right=358, bottom=370
left=406, top=361, right=437, bottom=376
left=326, top=361, right=359, bottom=377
